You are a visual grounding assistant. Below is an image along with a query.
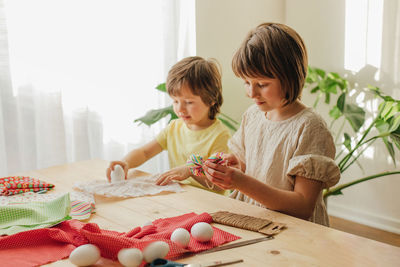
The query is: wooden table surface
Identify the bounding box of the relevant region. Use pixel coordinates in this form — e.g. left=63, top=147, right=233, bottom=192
left=12, top=159, right=400, bottom=267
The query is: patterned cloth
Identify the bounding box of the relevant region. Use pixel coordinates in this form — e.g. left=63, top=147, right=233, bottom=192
left=0, top=191, right=95, bottom=221
left=0, top=213, right=240, bottom=267
left=73, top=174, right=184, bottom=198
left=0, top=176, right=54, bottom=196
left=187, top=152, right=227, bottom=176
left=0, top=193, right=71, bottom=235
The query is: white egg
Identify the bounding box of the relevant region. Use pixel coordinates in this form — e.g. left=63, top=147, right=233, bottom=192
left=111, top=164, right=125, bottom=183
left=69, top=244, right=101, bottom=266
left=170, top=228, right=190, bottom=247
left=143, top=241, right=170, bottom=263
left=190, top=222, right=213, bottom=242
left=117, top=248, right=143, bottom=267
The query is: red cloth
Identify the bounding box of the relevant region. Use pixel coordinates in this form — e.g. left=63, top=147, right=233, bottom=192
left=0, top=212, right=240, bottom=267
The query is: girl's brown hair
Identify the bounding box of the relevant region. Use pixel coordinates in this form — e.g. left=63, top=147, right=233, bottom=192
left=232, top=23, right=308, bottom=105
left=166, top=56, right=223, bottom=120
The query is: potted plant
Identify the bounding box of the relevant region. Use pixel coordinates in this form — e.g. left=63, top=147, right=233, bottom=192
left=305, top=67, right=400, bottom=203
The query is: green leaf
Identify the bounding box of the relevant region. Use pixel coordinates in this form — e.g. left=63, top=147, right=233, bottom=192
left=343, top=104, right=365, bottom=132
left=382, top=137, right=396, bottom=166
left=389, top=115, right=400, bottom=133
left=329, top=106, right=342, bottom=120
left=325, top=92, right=330, bottom=104
left=310, top=86, right=320, bottom=93
left=375, top=118, right=390, bottom=133
left=343, top=133, right=352, bottom=151
left=134, top=105, right=176, bottom=126
left=218, top=117, right=238, bottom=132
left=315, top=68, right=326, bottom=78
left=155, top=83, right=167, bottom=93
left=337, top=93, right=346, bottom=112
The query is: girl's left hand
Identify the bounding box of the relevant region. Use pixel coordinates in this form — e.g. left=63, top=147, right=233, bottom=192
left=203, top=161, right=245, bottom=190
left=155, top=166, right=191, bottom=186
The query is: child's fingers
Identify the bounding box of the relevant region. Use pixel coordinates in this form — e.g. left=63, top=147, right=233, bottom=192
left=204, top=161, right=228, bottom=172
left=106, top=168, right=111, bottom=182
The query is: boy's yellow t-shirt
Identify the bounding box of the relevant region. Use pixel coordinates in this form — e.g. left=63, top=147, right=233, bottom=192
left=156, top=118, right=231, bottom=194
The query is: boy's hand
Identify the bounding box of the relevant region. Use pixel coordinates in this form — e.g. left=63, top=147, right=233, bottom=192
left=106, top=161, right=129, bottom=182
left=155, top=166, right=191, bottom=186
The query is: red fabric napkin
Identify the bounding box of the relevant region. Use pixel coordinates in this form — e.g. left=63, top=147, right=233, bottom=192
left=0, top=212, right=240, bottom=267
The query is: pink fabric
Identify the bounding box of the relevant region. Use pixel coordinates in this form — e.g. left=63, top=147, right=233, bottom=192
left=0, top=212, right=240, bottom=267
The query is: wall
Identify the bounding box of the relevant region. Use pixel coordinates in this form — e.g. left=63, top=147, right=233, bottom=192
left=195, top=0, right=285, bottom=122
left=196, top=0, right=400, bottom=233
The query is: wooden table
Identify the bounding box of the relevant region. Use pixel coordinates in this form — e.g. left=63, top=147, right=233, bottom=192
left=12, top=159, right=400, bottom=266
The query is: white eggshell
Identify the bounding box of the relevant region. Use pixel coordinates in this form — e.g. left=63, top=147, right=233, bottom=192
left=118, top=248, right=143, bottom=267
left=69, top=244, right=101, bottom=266
left=190, top=222, right=213, bottom=242
left=143, top=241, right=170, bottom=263
left=170, top=228, right=190, bottom=247
left=111, top=164, right=125, bottom=183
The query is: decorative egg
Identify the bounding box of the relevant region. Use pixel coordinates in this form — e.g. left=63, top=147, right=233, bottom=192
left=69, top=244, right=101, bottom=266
left=170, top=228, right=190, bottom=247
left=143, top=241, right=170, bottom=263
left=111, top=164, right=125, bottom=183
left=117, top=248, right=143, bottom=267
left=190, top=222, right=213, bottom=242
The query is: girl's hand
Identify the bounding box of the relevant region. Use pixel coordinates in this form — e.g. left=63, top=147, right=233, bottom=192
left=203, top=161, right=245, bottom=190
left=223, top=153, right=242, bottom=169
left=106, top=161, right=129, bottom=182
left=155, top=166, right=191, bottom=186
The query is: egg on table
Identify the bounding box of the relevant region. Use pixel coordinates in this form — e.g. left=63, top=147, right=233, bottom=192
left=143, top=241, right=170, bottom=263
left=170, top=228, right=190, bottom=247
left=190, top=222, right=213, bottom=242
left=117, top=248, right=143, bottom=267
left=69, top=244, right=101, bottom=266
left=111, top=164, right=125, bottom=183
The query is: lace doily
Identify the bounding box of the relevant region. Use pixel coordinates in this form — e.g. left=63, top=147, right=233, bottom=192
left=73, top=174, right=184, bottom=198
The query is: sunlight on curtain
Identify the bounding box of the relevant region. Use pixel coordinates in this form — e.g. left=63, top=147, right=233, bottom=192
left=0, top=0, right=195, bottom=175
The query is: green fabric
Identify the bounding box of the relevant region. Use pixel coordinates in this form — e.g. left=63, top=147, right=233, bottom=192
left=0, top=193, right=71, bottom=235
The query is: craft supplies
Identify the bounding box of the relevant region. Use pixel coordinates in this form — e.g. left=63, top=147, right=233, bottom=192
left=118, top=248, right=143, bottom=267
left=143, top=241, right=170, bottom=263
left=198, top=236, right=274, bottom=255
left=0, top=193, right=71, bottom=235
left=73, top=174, right=183, bottom=198
left=170, top=228, right=190, bottom=247
left=69, top=244, right=101, bottom=266
left=0, top=191, right=95, bottom=221
left=0, top=213, right=239, bottom=267
left=0, top=176, right=54, bottom=196
left=111, top=164, right=125, bottom=183
left=191, top=222, right=213, bottom=242
left=210, top=211, right=285, bottom=235
left=186, top=153, right=227, bottom=177
left=150, top=258, right=244, bottom=267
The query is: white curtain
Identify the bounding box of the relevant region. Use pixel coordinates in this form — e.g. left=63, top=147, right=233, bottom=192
left=0, top=0, right=195, bottom=176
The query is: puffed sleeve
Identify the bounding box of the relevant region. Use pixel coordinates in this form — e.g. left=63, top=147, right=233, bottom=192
left=286, top=116, right=340, bottom=188
left=287, top=155, right=340, bottom=188
left=228, top=109, right=248, bottom=163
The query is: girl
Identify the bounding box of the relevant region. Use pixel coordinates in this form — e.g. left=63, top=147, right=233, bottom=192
left=106, top=56, right=231, bottom=194
left=204, top=23, right=340, bottom=225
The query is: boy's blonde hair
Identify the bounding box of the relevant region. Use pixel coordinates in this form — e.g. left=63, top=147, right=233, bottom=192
left=232, top=22, right=308, bottom=105
left=166, top=56, right=223, bottom=120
